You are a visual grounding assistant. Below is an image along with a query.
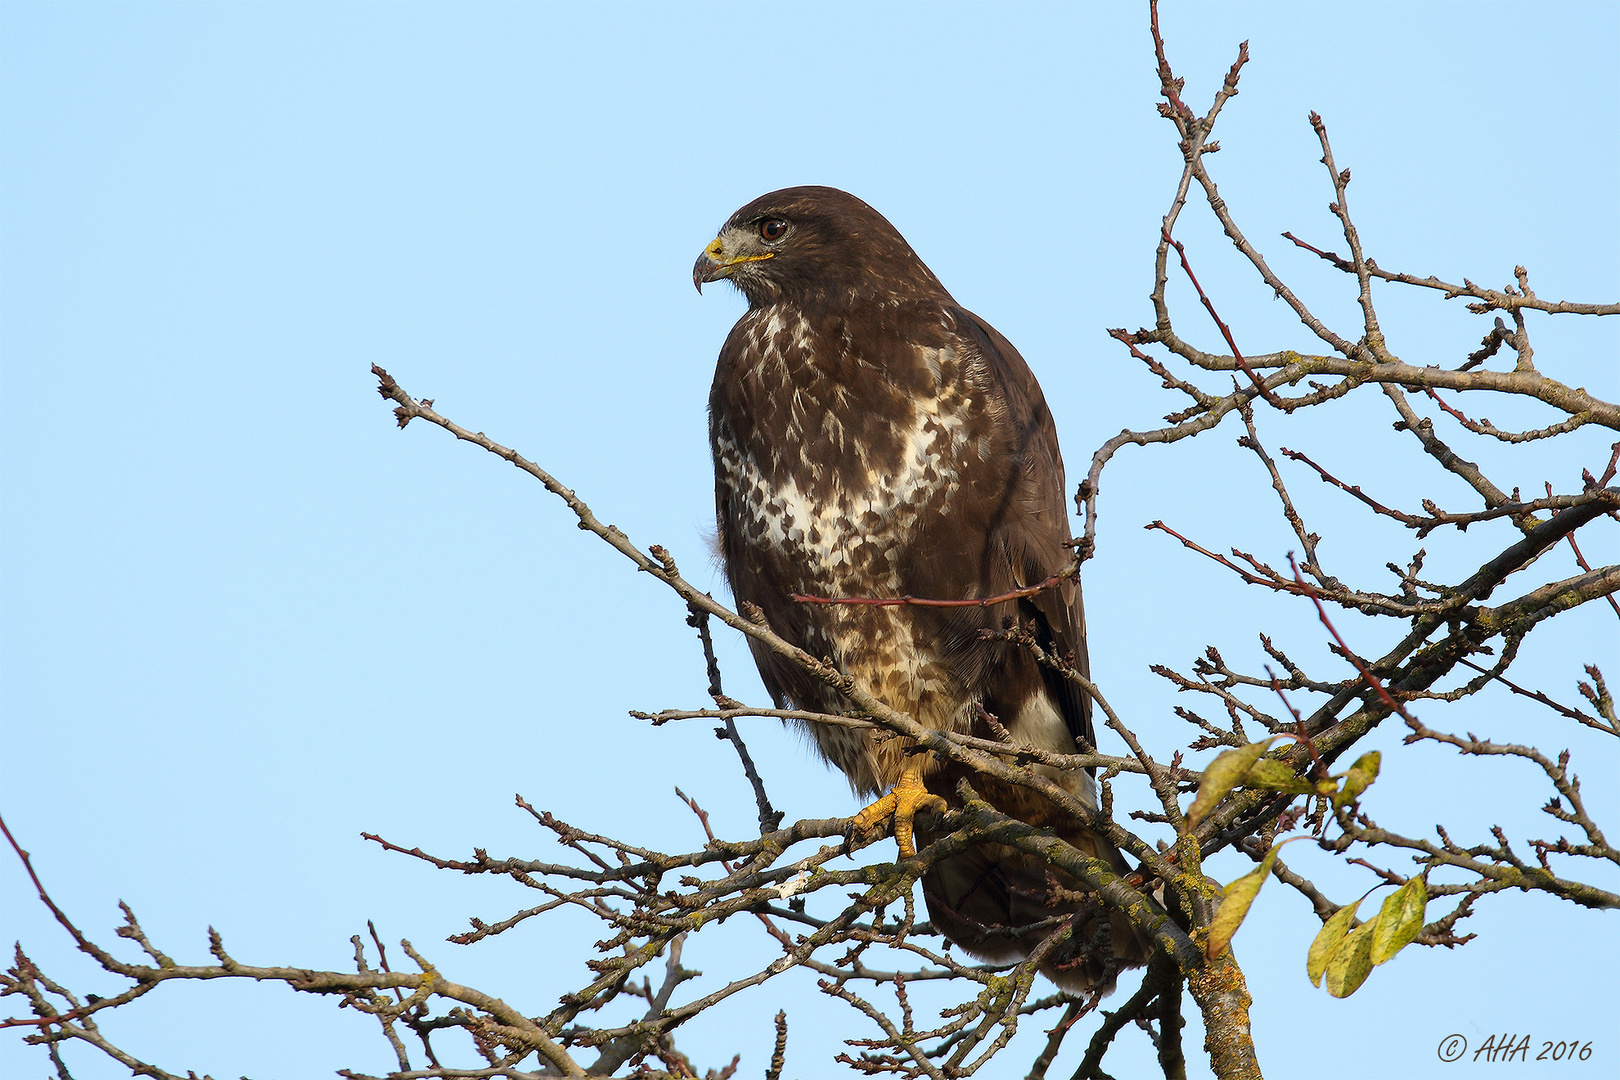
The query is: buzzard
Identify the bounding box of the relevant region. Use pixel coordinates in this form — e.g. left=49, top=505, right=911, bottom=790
left=695, top=187, right=1145, bottom=988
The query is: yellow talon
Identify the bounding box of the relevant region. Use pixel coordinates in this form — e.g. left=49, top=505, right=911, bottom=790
left=852, top=759, right=947, bottom=858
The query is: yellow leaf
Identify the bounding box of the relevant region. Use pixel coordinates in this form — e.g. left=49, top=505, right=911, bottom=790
left=1324, top=919, right=1376, bottom=997
left=1205, top=841, right=1283, bottom=960
left=1332, top=751, right=1381, bottom=809
left=1244, top=758, right=1318, bottom=795
left=1370, top=877, right=1427, bottom=965
left=1306, top=900, right=1361, bottom=988
left=1186, top=738, right=1277, bottom=830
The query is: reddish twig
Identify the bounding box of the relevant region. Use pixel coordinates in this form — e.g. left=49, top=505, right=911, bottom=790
left=1279, top=446, right=1423, bottom=528
left=1425, top=387, right=1482, bottom=428
left=361, top=831, right=467, bottom=871
left=1148, top=0, right=1194, bottom=123
left=0, top=815, right=135, bottom=1030
left=1453, top=657, right=1597, bottom=724
left=0, top=1010, right=99, bottom=1030
left=792, top=569, right=1068, bottom=608
left=674, top=788, right=797, bottom=952
left=367, top=920, right=404, bottom=1004
left=1548, top=481, right=1620, bottom=620
left=0, top=952, right=100, bottom=1031
left=1280, top=231, right=1350, bottom=272
left=1287, top=555, right=1415, bottom=722
left=1146, top=520, right=1306, bottom=596
left=1598, top=442, right=1620, bottom=489
left=1279, top=446, right=1601, bottom=535
left=1, top=814, right=102, bottom=960
left=1162, top=230, right=1282, bottom=408
left=1281, top=232, right=1620, bottom=317
left=1261, top=669, right=1331, bottom=780
left=1422, top=386, right=1591, bottom=443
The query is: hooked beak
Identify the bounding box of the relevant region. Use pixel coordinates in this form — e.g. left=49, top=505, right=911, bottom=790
left=693, top=236, right=774, bottom=292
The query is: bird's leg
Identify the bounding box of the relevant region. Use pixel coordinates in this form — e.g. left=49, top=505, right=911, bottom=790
left=852, top=755, right=947, bottom=858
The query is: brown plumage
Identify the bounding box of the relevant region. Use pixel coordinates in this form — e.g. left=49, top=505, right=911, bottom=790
left=695, top=186, right=1146, bottom=989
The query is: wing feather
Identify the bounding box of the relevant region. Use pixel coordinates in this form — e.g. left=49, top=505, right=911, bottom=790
left=949, top=308, right=1095, bottom=755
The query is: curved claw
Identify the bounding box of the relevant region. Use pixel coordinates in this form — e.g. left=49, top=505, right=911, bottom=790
left=853, top=762, right=947, bottom=858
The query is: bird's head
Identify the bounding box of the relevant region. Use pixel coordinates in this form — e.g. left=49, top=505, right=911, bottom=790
left=693, top=186, right=945, bottom=309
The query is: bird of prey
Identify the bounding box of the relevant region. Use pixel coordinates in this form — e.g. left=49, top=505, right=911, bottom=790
left=694, top=186, right=1145, bottom=989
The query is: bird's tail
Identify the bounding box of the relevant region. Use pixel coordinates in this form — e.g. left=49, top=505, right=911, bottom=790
left=920, top=826, right=1151, bottom=993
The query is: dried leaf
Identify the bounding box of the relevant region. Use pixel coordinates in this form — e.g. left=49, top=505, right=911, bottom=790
left=1205, top=841, right=1282, bottom=960
left=1370, top=877, right=1427, bottom=965
left=1306, top=900, right=1361, bottom=988
left=1324, top=919, right=1376, bottom=997
left=1186, top=738, right=1276, bottom=829
left=1332, top=750, right=1381, bottom=809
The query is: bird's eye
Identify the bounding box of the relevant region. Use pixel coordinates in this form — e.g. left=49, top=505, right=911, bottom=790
left=759, top=218, right=789, bottom=242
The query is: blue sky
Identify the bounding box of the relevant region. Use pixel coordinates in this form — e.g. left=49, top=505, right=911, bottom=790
left=3, top=3, right=1616, bottom=1078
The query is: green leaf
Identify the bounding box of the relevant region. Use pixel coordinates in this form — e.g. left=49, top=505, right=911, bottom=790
left=1324, top=919, right=1376, bottom=997
left=1306, top=900, right=1361, bottom=988
left=1243, top=757, right=1318, bottom=795
left=1332, top=751, right=1381, bottom=809
left=1186, top=738, right=1277, bottom=829
left=1205, top=841, right=1283, bottom=960
left=1370, top=877, right=1427, bottom=965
